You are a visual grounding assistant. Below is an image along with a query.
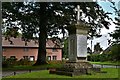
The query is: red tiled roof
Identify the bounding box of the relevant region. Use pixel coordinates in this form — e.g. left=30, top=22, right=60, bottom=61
left=2, top=37, right=61, bottom=48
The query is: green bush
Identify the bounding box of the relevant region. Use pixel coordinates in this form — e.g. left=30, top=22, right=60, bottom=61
left=2, top=61, right=9, bottom=68
left=89, top=54, right=101, bottom=62
left=87, top=53, right=113, bottom=62
left=100, top=54, right=107, bottom=62
left=2, top=58, right=17, bottom=68
left=2, top=58, right=34, bottom=68
left=110, top=44, right=120, bottom=61
left=17, top=59, right=32, bottom=65
left=87, top=44, right=120, bottom=62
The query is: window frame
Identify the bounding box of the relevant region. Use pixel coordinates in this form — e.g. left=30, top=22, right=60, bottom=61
left=23, top=56, right=29, bottom=60
left=29, top=56, right=35, bottom=61
left=24, top=48, right=29, bottom=52
left=52, top=56, right=57, bottom=60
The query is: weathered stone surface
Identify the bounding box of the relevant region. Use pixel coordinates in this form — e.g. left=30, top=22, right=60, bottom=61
left=68, top=23, right=90, bottom=62
left=62, top=62, right=93, bottom=69
left=49, top=62, right=101, bottom=76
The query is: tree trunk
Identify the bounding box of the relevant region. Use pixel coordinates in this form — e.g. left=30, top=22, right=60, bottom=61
left=34, top=3, right=47, bottom=65
left=34, top=30, right=47, bottom=65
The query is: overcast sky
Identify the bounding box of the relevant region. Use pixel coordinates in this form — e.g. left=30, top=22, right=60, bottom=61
left=87, top=0, right=120, bottom=50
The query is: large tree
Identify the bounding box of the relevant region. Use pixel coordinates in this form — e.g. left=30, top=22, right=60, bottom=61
left=2, top=2, right=112, bottom=65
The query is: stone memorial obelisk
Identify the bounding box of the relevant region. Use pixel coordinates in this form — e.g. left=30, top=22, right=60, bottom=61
left=50, top=5, right=100, bottom=76
left=68, top=5, right=89, bottom=62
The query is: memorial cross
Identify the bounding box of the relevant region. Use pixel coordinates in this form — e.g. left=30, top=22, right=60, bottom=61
left=74, top=5, right=82, bottom=24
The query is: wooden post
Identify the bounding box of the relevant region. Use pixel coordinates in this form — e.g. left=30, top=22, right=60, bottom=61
left=13, top=72, right=16, bottom=75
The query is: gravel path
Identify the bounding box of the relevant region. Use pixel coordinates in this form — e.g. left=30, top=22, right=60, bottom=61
left=93, top=64, right=120, bottom=68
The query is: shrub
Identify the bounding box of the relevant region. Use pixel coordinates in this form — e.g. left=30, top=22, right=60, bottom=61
left=2, top=58, right=17, bottom=68
left=87, top=44, right=120, bottom=62
left=89, top=54, right=101, bottom=62
left=17, top=58, right=32, bottom=65
left=2, top=61, right=9, bottom=68
left=2, top=58, right=34, bottom=68
left=88, top=53, right=112, bottom=62
left=110, top=44, right=120, bottom=61
left=100, top=54, right=107, bottom=62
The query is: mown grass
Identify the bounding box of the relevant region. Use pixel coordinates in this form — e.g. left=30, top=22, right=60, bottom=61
left=2, top=68, right=119, bottom=79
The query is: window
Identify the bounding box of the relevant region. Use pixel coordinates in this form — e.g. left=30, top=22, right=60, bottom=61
left=24, top=48, right=29, bottom=52
left=30, top=56, right=35, bottom=61
left=23, top=56, right=29, bottom=60
left=10, top=56, right=16, bottom=59
left=47, top=56, right=51, bottom=61
left=2, top=56, right=6, bottom=61
left=52, top=56, right=57, bottom=60
left=52, top=49, right=58, bottom=52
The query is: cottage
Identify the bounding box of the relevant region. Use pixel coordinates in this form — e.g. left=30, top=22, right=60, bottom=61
left=2, top=37, right=62, bottom=61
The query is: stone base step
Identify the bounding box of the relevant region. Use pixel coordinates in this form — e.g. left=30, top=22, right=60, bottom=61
left=49, top=67, right=101, bottom=76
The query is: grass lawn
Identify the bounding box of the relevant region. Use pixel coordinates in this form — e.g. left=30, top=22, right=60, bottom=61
left=90, top=61, right=120, bottom=66
left=2, top=68, right=119, bottom=79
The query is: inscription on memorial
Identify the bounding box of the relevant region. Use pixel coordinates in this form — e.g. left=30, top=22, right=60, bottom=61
left=77, top=35, right=87, bottom=57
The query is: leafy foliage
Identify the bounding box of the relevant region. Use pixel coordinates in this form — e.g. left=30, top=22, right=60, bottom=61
left=88, top=44, right=120, bottom=62
left=110, top=44, right=120, bottom=61
left=2, top=58, right=17, bottom=68
left=2, top=58, right=34, bottom=68
left=88, top=53, right=111, bottom=62
left=2, top=2, right=112, bottom=39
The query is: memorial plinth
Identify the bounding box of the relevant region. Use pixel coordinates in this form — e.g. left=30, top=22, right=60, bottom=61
left=68, top=23, right=90, bottom=62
